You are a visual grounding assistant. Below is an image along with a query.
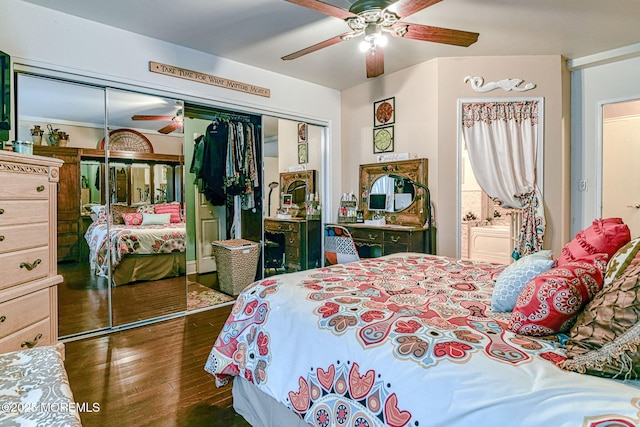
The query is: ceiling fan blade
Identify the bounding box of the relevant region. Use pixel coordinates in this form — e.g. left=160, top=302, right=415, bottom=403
left=284, top=0, right=355, bottom=20
left=390, top=0, right=442, bottom=18
left=393, top=23, right=479, bottom=47
left=366, top=47, right=384, bottom=78
left=131, top=115, right=175, bottom=121
left=157, top=122, right=183, bottom=134
left=282, top=32, right=353, bottom=60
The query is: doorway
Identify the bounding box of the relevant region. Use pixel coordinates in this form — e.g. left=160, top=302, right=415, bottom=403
left=601, top=99, right=640, bottom=236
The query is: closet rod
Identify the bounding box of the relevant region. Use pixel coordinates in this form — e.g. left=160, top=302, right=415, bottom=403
left=184, top=105, right=259, bottom=123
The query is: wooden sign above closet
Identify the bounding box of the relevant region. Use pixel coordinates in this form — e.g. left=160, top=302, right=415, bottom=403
left=149, top=61, right=270, bottom=98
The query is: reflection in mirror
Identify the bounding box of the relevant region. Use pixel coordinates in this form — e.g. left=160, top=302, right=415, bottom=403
left=110, top=163, right=129, bottom=204
left=370, top=175, right=415, bottom=212
left=106, top=88, right=187, bottom=327
left=16, top=73, right=112, bottom=338
left=131, top=163, right=150, bottom=205
left=287, top=180, right=307, bottom=205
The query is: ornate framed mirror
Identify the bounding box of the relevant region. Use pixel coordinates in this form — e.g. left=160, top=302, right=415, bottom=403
left=279, top=170, right=316, bottom=216
left=359, top=158, right=428, bottom=226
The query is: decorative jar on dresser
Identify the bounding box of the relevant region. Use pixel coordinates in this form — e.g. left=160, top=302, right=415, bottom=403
left=0, top=151, right=63, bottom=353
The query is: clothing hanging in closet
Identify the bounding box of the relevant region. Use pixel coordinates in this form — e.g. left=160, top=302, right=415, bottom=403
left=190, top=113, right=262, bottom=237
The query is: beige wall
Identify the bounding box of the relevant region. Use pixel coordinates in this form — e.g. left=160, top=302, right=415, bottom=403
left=341, top=55, right=571, bottom=257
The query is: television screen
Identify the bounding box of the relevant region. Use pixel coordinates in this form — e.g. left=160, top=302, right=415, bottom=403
left=368, top=193, right=388, bottom=211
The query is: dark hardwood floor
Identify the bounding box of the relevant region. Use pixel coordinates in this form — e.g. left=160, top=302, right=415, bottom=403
left=64, top=306, right=251, bottom=426
left=58, top=261, right=223, bottom=337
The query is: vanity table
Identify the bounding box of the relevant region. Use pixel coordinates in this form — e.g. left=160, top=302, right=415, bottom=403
left=264, top=217, right=321, bottom=272
left=351, top=158, right=435, bottom=257
left=329, top=223, right=426, bottom=258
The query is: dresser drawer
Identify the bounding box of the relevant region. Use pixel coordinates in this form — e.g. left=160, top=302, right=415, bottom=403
left=0, top=200, right=50, bottom=227
left=0, top=246, right=50, bottom=291
left=0, top=172, right=50, bottom=200
left=0, top=288, right=50, bottom=339
left=57, top=220, right=79, bottom=234
left=265, top=221, right=298, bottom=233
left=0, top=318, right=52, bottom=352
left=0, top=223, right=49, bottom=255
left=351, top=228, right=383, bottom=244
left=285, top=247, right=301, bottom=263
left=385, top=231, right=410, bottom=245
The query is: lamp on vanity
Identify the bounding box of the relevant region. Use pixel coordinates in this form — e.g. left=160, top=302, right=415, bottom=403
left=388, top=173, right=434, bottom=254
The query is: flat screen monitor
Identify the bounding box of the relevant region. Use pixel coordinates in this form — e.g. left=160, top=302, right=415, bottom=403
left=368, top=193, right=388, bottom=211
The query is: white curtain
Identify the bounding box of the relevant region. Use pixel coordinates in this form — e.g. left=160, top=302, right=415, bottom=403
left=462, top=101, right=545, bottom=258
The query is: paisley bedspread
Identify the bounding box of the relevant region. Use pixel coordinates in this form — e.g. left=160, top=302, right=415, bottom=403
left=205, top=254, right=640, bottom=427
left=85, top=221, right=186, bottom=278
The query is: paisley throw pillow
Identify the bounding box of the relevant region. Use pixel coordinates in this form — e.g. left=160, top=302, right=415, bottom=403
left=509, top=254, right=607, bottom=336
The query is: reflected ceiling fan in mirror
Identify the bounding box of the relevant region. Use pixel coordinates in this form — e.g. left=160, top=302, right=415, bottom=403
left=131, top=110, right=183, bottom=134
left=283, top=0, right=479, bottom=78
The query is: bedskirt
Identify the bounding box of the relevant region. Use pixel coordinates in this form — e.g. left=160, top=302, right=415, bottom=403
left=233, top=377, right=308, bottom=427
left=112, top=253, right=186, bottom=286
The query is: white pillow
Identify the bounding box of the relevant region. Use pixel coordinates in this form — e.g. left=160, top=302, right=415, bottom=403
left=491, top=250, right=554, bottom=312
left=141, top=213, right=171, bottom=225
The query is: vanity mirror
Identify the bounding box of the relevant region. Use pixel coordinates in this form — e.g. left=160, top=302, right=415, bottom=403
left=279, top=170, right=316, bottom=216
left=360, top=158, right=428, bottom=227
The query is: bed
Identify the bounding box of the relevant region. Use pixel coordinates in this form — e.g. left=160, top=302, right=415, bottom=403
left=85, top=220, right=186, bottom=286
left=205, top=252, right=640, bottom=427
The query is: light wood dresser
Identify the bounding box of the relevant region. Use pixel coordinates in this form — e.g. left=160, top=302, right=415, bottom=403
left=0, top=151, right=63, bottom=354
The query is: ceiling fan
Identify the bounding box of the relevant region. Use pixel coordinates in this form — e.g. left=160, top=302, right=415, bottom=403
left=282, top=0, right=479, bottom=78
left=131, top=112, right=183, bottom=134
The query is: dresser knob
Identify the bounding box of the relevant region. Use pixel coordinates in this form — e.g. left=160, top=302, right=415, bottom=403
left=21, top=333, right=43, bottom=349
left=0, top=315, right=5, bottom=323
left=20, top=259, right=42, bottom=271
left=0, top=235, right=4, bottom=241
left=36, top=185, right=45, bottom=192
left=0, top=208, right=4, bottom=214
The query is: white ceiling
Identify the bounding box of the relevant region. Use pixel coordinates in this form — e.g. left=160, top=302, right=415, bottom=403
left=20, top=0, right=640, bottom=91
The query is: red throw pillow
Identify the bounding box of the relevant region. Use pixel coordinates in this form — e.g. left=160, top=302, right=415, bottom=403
left=122, top=212, right=143, bottom=226
left=556, top=218, right=630, bottom=265
left=509, top=254, right=608, bottom=336
left=154, top=203, right=182, bottom=223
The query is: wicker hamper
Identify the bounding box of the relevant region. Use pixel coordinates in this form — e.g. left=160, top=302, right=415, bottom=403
left=212, top=239, right=261, bottom=296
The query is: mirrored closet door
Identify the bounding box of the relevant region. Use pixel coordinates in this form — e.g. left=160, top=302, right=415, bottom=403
left=16, top=74, right=188, bottom=337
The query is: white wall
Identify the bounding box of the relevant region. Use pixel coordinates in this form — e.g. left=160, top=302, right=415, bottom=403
left=570, top=53, right=640, bottom=235
left=1, top=0, right=342, bottom=215
left=342, top=55, right=571, bottom=257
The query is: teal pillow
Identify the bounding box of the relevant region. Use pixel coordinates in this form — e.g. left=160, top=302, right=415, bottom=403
left=491, top=251, right=554, bottom=312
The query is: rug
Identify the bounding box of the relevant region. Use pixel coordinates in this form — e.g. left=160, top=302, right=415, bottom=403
left=187, top=282, right=234, bottom=310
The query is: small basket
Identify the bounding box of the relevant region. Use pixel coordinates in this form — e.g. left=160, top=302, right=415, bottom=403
left=212, top=239, right=261, bottom=296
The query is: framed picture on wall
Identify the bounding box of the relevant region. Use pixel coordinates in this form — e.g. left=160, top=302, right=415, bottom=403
left=298, top=142, right=308, bottom=164
left=373, top=97, right=395, bottom=127
left=373, top=126, right=394, bottom=153
left=298, top=122, right=307, bottom=143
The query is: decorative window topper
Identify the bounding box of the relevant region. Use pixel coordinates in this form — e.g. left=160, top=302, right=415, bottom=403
left=464, top=76, right=536, bottom=93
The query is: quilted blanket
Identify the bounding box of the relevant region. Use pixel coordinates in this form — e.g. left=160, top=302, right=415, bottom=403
left=85, top=221, right=186, bottom=278
left=205, top=254, right=640, bottom=427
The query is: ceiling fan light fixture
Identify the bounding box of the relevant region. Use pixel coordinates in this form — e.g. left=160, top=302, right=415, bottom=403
left=359, top=40, right=371, bottom=52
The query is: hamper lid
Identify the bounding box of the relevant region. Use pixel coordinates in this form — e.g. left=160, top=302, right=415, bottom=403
left=211, top=239, right=259, bottom=249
